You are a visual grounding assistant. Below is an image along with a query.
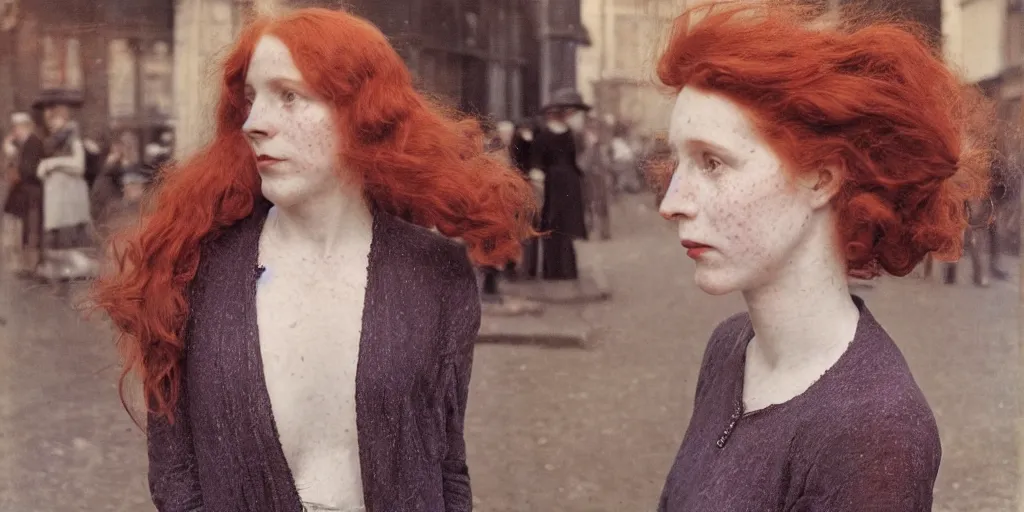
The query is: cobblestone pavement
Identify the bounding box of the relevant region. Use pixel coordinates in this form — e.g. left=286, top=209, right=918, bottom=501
left=0, top=193, right=1019, bottom=511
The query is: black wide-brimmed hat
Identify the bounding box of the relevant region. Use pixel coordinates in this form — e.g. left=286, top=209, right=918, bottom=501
left=31, top=88, right=84, bottom=110
left=542, top=88, right=591, bottom=113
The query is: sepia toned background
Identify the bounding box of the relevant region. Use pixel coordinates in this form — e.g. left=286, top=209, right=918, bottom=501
left=1, top=0, right=1023, bottom=510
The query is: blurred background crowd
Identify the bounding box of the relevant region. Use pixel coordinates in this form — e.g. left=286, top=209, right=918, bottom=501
left=1, top=0, right=1023, bottom=510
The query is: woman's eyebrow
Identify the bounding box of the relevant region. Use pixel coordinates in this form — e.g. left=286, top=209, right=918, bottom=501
left=268, top=77, right=312, bottom=93
left=683, top=138, right=733, bottom=156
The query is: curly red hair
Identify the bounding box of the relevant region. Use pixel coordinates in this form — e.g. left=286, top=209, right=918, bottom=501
left=653, top=0, right=995, bottom=279
left=92, top=8, right=536, bottom=421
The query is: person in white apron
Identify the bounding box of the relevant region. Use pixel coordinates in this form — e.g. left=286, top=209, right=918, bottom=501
left=32, top=90, right=96, bottom=280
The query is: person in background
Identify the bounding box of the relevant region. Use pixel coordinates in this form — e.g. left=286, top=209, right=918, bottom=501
left=143, top=141, right=172, bottom=174
left=2, top=112, right=45, bottom=276
left=987, top=151, right=1012, bottom=281
left=530, top=88, right=590, bottom=280
left=510, top=117, right=541, bottom=278
left=578, top=115, right=612, bottom=240
left=609, top=123, right=639, bottom=194
left=480, top=119, right=521, bottom=300
left=34, top=90, right=94, bottom=280
left=89, top=139, right=127, bottom=228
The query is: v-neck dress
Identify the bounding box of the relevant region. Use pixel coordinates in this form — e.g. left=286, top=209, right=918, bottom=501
left=146, top=198, right=481, bottom=512
left=658, top=296, right=941, bottom=511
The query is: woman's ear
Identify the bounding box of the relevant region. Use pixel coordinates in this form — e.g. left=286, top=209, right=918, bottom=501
left=804, top=165, right=842, bottom=209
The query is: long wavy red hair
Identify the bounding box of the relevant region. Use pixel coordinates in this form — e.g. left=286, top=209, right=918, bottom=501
left=92, top=8, right=536, bottom=422
left=653, top=0, right=995, bottom=278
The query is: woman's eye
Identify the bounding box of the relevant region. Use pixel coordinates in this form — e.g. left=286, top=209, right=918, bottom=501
left=282, top=90, right=298, bottom=103
left=702, top=153, right=723, bottom=172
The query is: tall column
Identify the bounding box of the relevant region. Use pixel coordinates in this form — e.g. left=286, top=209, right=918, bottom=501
left=172, top=0, right=243, bottom=159
left=538, top=0, right=551, bottom=106
left=0, top=28, right=15, bottom=127
left=1018, top=92, right=1024, bottom=512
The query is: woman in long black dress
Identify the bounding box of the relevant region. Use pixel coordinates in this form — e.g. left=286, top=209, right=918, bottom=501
left=530, top=89, right=589, bottom=280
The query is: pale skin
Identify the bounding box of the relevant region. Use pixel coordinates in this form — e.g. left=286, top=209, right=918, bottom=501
left=659, top=87, right=861, bottom=414
left=243, top=34, right=369, bottom=510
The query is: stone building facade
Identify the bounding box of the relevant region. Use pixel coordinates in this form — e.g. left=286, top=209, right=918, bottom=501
left=2, top=0, right=587, bottom=158
left=0, top=0, right=175, bottom=156
left=577, top=0, right=944, bottom=136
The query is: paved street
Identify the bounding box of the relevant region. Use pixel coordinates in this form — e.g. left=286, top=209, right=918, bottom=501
left=0, top=193, right=1019, bottom=511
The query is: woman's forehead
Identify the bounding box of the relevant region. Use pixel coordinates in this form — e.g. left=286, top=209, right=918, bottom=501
left=669, top=88, right=760, bottom=150
left=246, top=35, right=303, bottom=85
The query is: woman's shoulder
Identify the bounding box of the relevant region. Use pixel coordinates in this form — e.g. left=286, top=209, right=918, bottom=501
left=834, top=315, right=939, bottom=431
left=704, top=312, right=751, bottom=358
left=691, top=312, right=751, bottom=383
left=796, top=379, right=941, bottom=490
left=195, top=202, right=268, bottom=277
left=375, top=213, right=477, bottom=288
left=797, top=331, right=941, bottom=467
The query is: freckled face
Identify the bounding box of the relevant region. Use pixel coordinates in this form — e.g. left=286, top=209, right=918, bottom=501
left=658, top=87, right=813, bottom=295
left=243, top=35, right=340, bottom=208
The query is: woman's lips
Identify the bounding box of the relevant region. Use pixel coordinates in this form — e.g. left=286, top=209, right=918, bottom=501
left=681, top=240, right=712, bottom=259
left=256, top=155, right=283, bottom=168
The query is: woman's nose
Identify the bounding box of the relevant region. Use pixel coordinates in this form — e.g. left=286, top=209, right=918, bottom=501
left=242, top=101, right=275, bottom=140
left=659, top=175, right=698, bottom=220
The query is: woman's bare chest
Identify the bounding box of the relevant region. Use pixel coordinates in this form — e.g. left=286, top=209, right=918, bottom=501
left=255, top=257, right=370, bottom=366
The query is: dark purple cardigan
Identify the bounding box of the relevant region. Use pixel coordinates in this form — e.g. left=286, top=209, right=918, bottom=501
left=147, top=198, right=480, bottom=512
left=658, top=296, right=941, bottom=511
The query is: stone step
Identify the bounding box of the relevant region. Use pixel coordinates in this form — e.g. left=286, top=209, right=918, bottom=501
left=499, top=268, right=611, bottom=305
left=477, top=300, right=590, bottom=349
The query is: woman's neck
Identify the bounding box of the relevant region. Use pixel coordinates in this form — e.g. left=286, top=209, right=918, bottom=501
left=266, top=177, right=373, bottom=257
left=741, top=214, right=861, bottom=370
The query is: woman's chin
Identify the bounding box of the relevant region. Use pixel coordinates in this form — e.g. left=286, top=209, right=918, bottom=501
left=694, top=271, right=737, bottom=296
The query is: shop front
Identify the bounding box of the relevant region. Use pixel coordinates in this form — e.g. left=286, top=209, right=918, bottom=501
left=2, top=0, right=175, bottom=160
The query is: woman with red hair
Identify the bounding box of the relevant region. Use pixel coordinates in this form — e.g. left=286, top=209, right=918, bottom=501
left=654, top=2, right=993, bottom=510
left=92, top=8, right=533, bottom=512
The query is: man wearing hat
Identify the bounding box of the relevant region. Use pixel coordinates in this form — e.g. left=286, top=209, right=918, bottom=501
left=527, top=88, right=590, bottom=280
left=2, top=112, right=45, bottom=275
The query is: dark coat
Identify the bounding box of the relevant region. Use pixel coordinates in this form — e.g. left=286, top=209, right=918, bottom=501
left=530, top=128, right=587, bottom=240
left=3, top=133, right=44, bottom=219
left=148, top=198, right=480, bottom=512
left=509, top=131, right=533, bottom=175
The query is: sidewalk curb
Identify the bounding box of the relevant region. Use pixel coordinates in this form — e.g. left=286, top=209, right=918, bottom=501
left=476, top=314, right=590, bottom=349
left=499, top=267, right=612, bottom=305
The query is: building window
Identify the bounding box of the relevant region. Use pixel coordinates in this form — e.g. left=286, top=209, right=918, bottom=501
left=460, top=56, right=488, bottom=114
left=141, top=40, right=173, bottom=119
left=461, top=0, right=487, bottom=51
left=492, top=5, right=509, bottom=59
left=108, top=39, right=138, bottom=119
left=421, top=0, right=460, bottom=49
left=40, top=35, right=83, bottom=91
left=488, top=62, right=507, bottom=119
left=420, top=49, right=463, bottom=105
left=108, top=38, right=173, bottom=122
left=510, top=9, right=522, bottom=57
left=508, top=67, right=523, bottom=120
